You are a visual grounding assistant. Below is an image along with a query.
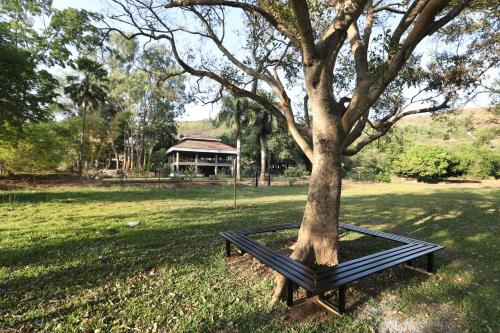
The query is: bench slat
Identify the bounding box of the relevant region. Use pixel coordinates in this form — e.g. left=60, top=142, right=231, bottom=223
left=317, top=243, right=436, bottom=284
left=339, top=223, right=430, bottom=245
left=315, top=243, right=423, bottom=278
left=220, top=232, right=316, bottom=290
left=223, top=232, right=315, bottom=275
left=221, top=222, right=444, bottom=296
left=316, top=246, right=440, bottom=292
left=221, top=233, right=315, bottom=290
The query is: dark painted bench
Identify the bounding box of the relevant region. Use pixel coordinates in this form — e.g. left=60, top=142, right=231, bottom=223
left=219, top=222, right=444, bottom=314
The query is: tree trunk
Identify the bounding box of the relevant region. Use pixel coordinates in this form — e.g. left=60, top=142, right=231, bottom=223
left=112, top=146, right=119, bottom=171
left=79, top=102, right=87, bottom=176
left=259, top=136, right=267, bottom=183
left=236, top=129, right=242, bottom=181
left=272, top=90, right=344, bottom=304
left=130, top=136, right=135, bottom=171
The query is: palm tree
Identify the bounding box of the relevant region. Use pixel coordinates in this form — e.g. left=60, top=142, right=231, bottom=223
left=64, top=57, right=108, bottom=175
left=212, top=97, right=249, bottom=181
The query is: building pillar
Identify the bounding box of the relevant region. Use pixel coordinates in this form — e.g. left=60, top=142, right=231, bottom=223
left=195, top=153, right=198, bottom=175
left=175, top=151, right=179, bottom=173
left=215, top=153, right=218, bottom=175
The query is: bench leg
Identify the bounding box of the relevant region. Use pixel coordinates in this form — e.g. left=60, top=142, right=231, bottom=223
left=338, top=286, right=346, bottom=314
left=225, top=240, right=231, bottom=257
left=427, top=253, right=434, bottom=273
left=286, top=279, right=294, bottom=306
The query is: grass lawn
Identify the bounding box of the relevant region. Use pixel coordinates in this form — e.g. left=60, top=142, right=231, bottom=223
left=0, top=183, right=498, bottom=332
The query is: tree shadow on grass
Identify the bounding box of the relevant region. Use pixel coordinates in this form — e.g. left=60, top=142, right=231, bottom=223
left=0, top=199, right=307, bottom=331
left=0, top=188, right=498, bottom=332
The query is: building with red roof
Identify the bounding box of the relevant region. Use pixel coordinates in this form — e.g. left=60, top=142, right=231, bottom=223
left=166, top=135, right=237, bottom=176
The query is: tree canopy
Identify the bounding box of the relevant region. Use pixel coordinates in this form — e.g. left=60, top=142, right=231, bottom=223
left=0, top=0, right=103, bottom=137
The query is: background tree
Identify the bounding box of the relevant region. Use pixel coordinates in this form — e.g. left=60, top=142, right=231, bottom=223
left=250, top=103, right=273, bottom=183
left=64, top=57, right=109, bottom=175
left=106, top=35, right=187, bottom=172
left=212, top=97, right=250, bottom=181
left=0, top=0, right=102, bottom=139
left=109, top=0, right=498, bottom=302
left=0, top=122, right=65, bottom=174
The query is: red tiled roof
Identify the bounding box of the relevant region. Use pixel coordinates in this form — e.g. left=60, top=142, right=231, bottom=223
left=179, top=134, right=220, bottom=142
left=168, top=139, right=236, bottom=153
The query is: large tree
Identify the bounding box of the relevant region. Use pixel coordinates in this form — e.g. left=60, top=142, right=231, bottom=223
left=0, top=0, right=103, bottom=137
left=64, top=57, right=109, bottom=175
left=109, top=0, right=498, bottom=302
left=106, top=35, right=186, bottom=172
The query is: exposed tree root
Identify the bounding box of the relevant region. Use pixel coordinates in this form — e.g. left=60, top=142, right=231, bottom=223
left=270, top=240, right=338, bottom=306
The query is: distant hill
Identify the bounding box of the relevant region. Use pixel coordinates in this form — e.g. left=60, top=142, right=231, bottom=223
left=177, top=120, right=229, bottom=138
left=176, top=107, right=499, bottom=148
left=396, top=107, right=499, bottom=149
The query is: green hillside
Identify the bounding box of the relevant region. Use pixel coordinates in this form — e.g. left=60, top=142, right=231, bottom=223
left=177, top=120, right=229, bottom=137
left=396, top=107, right=499, bottom=150
left=177, top=107, right=499, bottom=149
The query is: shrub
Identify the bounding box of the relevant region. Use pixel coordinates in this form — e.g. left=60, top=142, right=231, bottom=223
left=376, top=172, right=392, bottom=183
left=161, top=165, right=171, bottom=177
left=183, top=166, right=196, bottom=181
left=149, top=149, right=168, bottom=171
left=451, top=146, right=500, bottom=179
left=241, top=165, right=256, bottom=177
left=283, top=165, right=308, bottom=177
left=393, top=145, right=458, bottom=182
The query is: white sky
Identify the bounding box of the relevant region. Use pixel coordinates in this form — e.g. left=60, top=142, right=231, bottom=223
left=50, top=0, right=495, bottom=121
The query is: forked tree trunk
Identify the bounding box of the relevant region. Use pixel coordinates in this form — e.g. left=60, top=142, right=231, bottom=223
left=272, top=90, right=344, bottom=304
left=236, top=130, right=242, bottom=181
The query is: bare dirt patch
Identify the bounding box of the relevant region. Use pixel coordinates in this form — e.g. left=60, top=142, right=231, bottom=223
left=225, top=251, right=463, bottom=331
left=357, top=295, right=465, bottom=333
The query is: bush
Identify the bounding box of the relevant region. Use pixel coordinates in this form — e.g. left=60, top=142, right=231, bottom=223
left=161, top=165, right=171, bottom=177
left=149, top=149, right=168, bottom=171
left=376, top=172, right=392, bottom=183
left=240, top=165, right=256, bottom=177
left=451, top=146, right=500, bottom=179
left=283, top=165, right=308, bottom=177
left=183, top=166, right=196, bottom=181
left=393, top=145, right=458, bottom=182
left=0, top=123, right=65, bottom=173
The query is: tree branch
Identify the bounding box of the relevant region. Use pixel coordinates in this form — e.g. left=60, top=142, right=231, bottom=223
left=342, top=0, right=466, bottom=134
left=290, top=0, right=316, bottom=63
left=343, top=97, right=450, bottom=156
left=318, top=0, right=368, bottom=74
left=164, top=0, right=300, bottom=47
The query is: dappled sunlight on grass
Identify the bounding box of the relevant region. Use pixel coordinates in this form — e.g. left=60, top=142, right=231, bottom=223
left=0, top=183, right=498, bottom=332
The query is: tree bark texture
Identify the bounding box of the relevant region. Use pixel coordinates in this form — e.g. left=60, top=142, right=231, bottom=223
left=272, top=87, right=344, bottom=303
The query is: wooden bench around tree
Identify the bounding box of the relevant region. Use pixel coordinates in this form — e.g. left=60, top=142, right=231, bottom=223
left=219, top=222, right=444, bottom=314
